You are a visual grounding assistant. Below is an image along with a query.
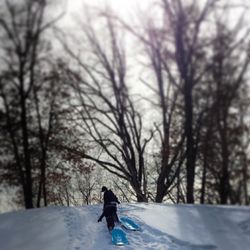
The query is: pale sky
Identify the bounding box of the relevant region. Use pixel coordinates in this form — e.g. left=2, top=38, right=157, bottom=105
left=61, top=0, right=248, bottom=29
left=67, top=0, right=152, bottom=17
left=61, top=0, right=154, bottom=28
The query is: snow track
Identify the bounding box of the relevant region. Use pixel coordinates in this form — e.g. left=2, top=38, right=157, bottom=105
left=60, top=207, right=85, bottom=250
left=60, top=206, right=102, bottom=250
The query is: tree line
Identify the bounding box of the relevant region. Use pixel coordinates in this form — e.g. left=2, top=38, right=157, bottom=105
left=0, top=0, right=249, bottom=209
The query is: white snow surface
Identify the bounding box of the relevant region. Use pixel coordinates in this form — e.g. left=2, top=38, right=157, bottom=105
left=0, top=203, right=249, bottom=250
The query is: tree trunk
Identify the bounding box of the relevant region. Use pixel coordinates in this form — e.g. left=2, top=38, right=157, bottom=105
left=132, top=182, right=148, bottom=202
left=219, top=129, right=229, bottom=204
left=184, top=82, right=196, bottom=204
left=21, top=88, right=33, bottom=209
left=155, top=174, right=166, bottom=202
left=200, top=146, right=208, bottom=204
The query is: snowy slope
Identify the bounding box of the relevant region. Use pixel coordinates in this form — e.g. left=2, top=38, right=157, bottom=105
left=0, top=203, right=249, bottom=250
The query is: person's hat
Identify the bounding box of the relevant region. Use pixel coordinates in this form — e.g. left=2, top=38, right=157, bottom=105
left=101, top=186, right=108, bottom=192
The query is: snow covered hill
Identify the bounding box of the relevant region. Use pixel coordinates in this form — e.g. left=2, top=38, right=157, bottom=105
left=0, top=203, right=249, bottom=250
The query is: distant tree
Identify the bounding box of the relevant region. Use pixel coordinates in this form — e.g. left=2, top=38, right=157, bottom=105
left=212, top=22, right=250, bottom=204
left=191, top=2, right=250, bottom=205
left=47, top=151, right=98, bottom=206
left=150, top=0, right=218, bottom=203
left=200, top=18, right=250, bottom=204
left=74, top=162, right=97, bottom=205
left=138, top=19, right=186, bottom=203
left=0, top=0, right=63, bottom=208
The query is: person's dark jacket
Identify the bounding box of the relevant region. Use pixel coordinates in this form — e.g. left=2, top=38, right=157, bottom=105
left=98, top=189, right=120, bottom=222
left=103, top=189, right=120, bottom=207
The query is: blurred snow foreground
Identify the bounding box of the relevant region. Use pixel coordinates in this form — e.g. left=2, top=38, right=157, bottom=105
left=0, top=203, right=249, bottom=250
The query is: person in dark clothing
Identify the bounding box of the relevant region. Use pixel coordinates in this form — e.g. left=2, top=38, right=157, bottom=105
left=98, top=186, right=120, bottom=231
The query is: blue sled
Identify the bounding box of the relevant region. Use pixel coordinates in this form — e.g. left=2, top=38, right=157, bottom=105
left=111, top=228, right=129, bottom=246
left=120, top=217, right=141, bottom=231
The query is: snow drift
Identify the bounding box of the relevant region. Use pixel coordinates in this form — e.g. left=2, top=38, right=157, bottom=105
left=0, top=203, right=249, bottom=250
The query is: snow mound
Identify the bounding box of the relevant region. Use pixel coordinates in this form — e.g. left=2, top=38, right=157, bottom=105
left=0, top=203, right=249, bottom=250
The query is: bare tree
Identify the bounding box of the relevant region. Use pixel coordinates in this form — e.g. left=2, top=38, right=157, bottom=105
left=0, top=0, right=63, bottom=208
left=160, top=0, right=218, bottom=203
left=209, top=18, right=250, bottom=204
left=138, top=19, right=186, bottom=202
left=58, top=12, right=153, bottom=202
